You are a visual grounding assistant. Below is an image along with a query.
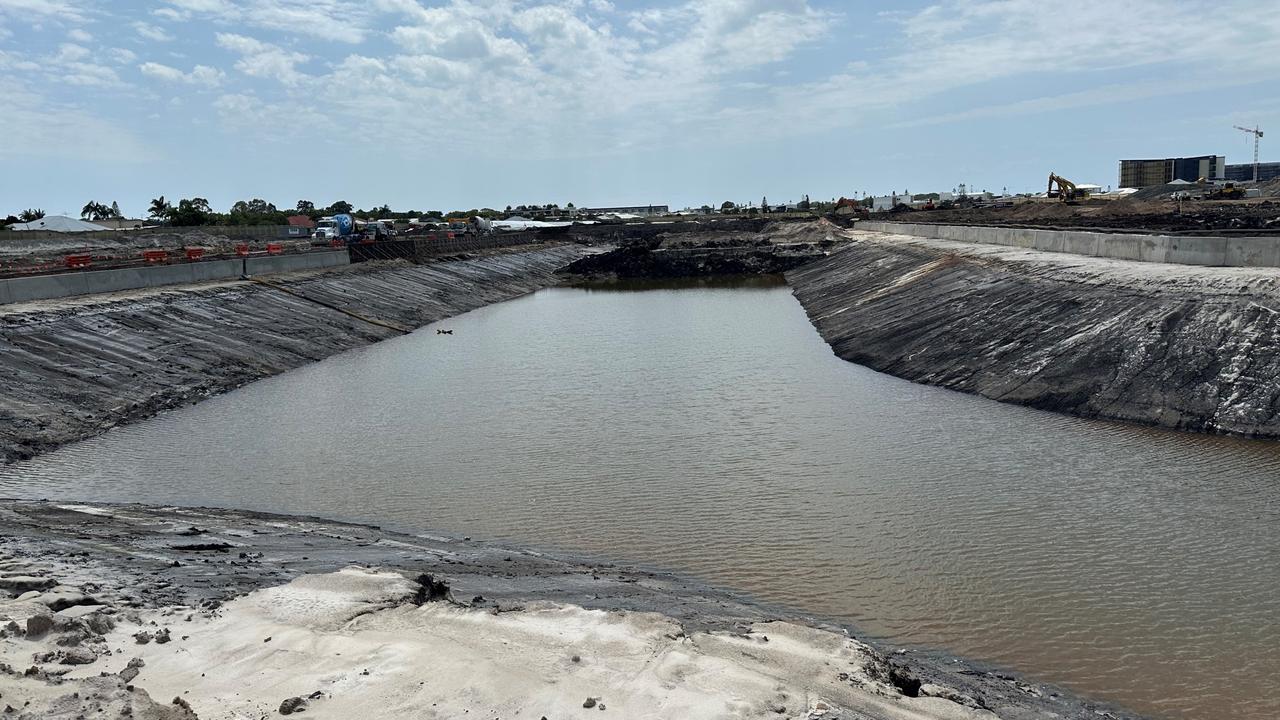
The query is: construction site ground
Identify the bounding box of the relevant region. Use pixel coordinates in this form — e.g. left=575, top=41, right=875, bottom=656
left=887, top=197, right=1280, bottom=234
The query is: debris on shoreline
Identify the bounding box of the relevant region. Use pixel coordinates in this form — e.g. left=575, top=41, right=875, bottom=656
left=0, top=501, right=1141, bottom=719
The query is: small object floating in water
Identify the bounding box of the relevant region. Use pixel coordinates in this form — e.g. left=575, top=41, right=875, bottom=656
left=436, top=329, right=454, bottom=335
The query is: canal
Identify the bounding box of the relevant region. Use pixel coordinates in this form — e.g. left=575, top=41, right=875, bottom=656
left=2, top=277, right=1277, bottom=719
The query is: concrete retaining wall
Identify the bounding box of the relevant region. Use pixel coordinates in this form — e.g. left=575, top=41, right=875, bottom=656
left=6, top=225, right=310, bottom=242
left=858, top=221, right=1280, bottom=268
left=0, top=250, right=349, bottom=305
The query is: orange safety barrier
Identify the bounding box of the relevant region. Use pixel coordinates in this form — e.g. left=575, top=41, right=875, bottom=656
left=142, top=250, right=168, bottom=264
left=235, top=243, right=250, bottom=256
left=185, top=247, right=205, bottom=261
left=266, top=243, right=283, bottom=255
left=65, top=254, right=92, bottom=269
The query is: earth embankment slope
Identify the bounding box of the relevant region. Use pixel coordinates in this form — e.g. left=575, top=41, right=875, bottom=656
left=0, top=245, right=590, bottom=463
left=788, top=230, right=1280, bottom=436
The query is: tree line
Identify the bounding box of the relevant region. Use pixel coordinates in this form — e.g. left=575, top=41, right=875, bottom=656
left=143, top=198, right=508, bottom=226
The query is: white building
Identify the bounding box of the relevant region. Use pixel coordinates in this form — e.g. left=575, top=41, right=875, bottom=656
left=872, top=194, right=912, bottom=211
left=8, top=215, right=109, bottom=232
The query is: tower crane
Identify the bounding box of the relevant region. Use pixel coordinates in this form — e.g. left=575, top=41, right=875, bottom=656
left=1234, top=125, right=1264, bottom=182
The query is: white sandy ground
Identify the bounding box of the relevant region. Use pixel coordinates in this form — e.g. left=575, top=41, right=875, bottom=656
left=0, top=567, right=997, bottom=720
left=845, top=229, right=1280, bottom=297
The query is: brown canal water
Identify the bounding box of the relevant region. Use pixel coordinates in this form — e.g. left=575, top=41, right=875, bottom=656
left=2, top=278, right=1278, bottom=719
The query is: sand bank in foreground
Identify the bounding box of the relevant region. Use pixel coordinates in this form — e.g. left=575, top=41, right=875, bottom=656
left=0, top=502, right=1136, bottom=719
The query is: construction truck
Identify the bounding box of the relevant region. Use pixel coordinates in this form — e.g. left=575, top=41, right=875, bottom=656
left=314, top=214, right=357, bottom=241
left=1047, top=173, right=1087, bottom=204
left=314, top=214, right=392, bottom=244
left=470, top=216, right=494, bottom=235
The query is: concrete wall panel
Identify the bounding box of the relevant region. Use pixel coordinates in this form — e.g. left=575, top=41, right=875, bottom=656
left=0, top=251, right=349, bottom=305
left=1164, top=236, right=1227, bottom=266
left=858, top=221, right=1278, bottom=268
left=1060, top=232, right=1101, bottom=257
left=1226, top=237, right=1280, bottom=267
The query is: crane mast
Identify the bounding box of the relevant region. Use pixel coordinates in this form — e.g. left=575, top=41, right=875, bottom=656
left=1234, top=125, right=1264, bottom=183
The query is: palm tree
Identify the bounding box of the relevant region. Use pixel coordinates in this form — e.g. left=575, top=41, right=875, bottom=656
left=148, top=196, right=171, bottom=221
left=18, top=209, right=45, bottom=222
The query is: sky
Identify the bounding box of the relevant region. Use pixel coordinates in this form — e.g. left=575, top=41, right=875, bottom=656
left=2, top=0, right=1279, bottom=217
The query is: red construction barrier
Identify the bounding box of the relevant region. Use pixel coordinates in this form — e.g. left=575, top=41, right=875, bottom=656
left=266, top=243, right=283, bottom=255
left=65, top=254, right=92, bottom=269
left=185, top=247, right=205, bottom=261
left=142, top=250, right=168, bottom=264
left=235, top=243, right=250, bottom=256
left=329, top=238, right=344, bottom=248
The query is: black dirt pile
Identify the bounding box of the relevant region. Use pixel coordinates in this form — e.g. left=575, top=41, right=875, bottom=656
left=566, top=217, right=769, bottom=244
left=561, top=219, right=842, bottom=279
left=562, top=244, right=823, bottom=278
left=894, top=198, right=1280, bottom=233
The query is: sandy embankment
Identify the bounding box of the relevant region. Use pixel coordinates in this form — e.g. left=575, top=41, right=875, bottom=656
left=788, top=228, right=1280, bottom=436
left=0, top=502, right=1133, bottom=720
left=64, top=568, right=994, bottom=720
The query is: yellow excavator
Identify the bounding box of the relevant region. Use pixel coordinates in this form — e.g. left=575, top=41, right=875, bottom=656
left=1047, top=173, right=1087, bottom=204
left=1197, top=177, right=1246, bottom=200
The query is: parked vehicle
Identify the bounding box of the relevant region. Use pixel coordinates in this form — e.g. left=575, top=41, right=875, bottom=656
left=313, top=214, right=356, bottom=240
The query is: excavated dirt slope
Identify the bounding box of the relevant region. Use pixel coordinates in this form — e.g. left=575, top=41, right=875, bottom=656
left=0, top=245, right=590, bottom=463
left=788, top=230, right=1280, bottom=436
left=897, top=198, right=1280, bottom=233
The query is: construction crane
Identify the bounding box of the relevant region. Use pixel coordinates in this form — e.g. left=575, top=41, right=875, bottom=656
left=1234, top=125, right=1264, bottom=182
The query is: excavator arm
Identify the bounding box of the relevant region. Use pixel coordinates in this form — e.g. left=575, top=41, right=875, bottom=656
left=1047, top=173, right=1083, bottom=203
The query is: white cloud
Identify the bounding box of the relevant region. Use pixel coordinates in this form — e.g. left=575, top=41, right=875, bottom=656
left=245, top=1, right=368, bottom=43
left=168, top=0, right=236, bottom=12
left=134, top=22, right=174, bottom=42
left=140, top=61, right=184, bottom=82
left=888, top=0, right=1280, bottom=79
left=0, top=0, right=86, bottom=22
left=158, top=0, right=370, bottom=43
left=0, top=100, right=150, bottom=161
left=646, top=0, right=830, bottom=71
left=189, top=65, right=225, bottom=86
left=216, top=32, right=309, bottom=84
left=55, top=42, right=89, bottom=61
left=192, top=0, right=839, bottom=155
left=108, top=48, right=138, bottom=64
left=677, top=0, right=1280, bottom=146
left=139, top=61, right=225, bottom=87
left=3, top=42, right=127, bottom=89
left=67, top=27, right=91, bottom=42
left=58, top=61, right=122, bottom=86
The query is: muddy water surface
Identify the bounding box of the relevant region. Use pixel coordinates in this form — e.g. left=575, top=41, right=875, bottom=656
left=3, top=278, right=1278, bottom=719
